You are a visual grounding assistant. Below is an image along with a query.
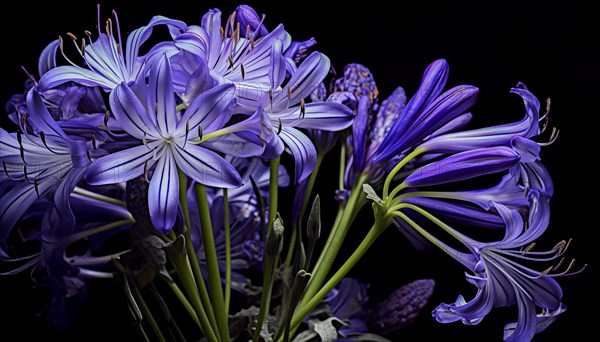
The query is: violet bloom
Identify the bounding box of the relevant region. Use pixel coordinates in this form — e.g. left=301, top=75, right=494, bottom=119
left=83, top=55, right=243, bottom=233
left=425, top=202, right=574, bottom=342
left=1, top=89, right=91, bottom=253
left=37, top=6, right=186, bottom=92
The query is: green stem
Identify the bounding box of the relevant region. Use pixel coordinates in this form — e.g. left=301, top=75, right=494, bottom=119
left=338, top=143, right=346, bottom=190
left=282, top=221, right=388, bottom=341
left=170, top=246, right=219, bottom=342
left=176, top=103, right=188, bottom=112
left=267, top=156, right=281, bottom=235
left=64, top=219, right=135, bottom=245
left=178, top=170, right=219, bottom=332
left=223, top=188, right=232, bottom=317
left=252, top=255, right=278, bottom=342
left=301, top=174, right=368, bottom=306
left=73, top=186, right=127, bottom=207
left=167, top=280, right=202, bottom=329
left=195, top=184, right=229, bottom=342
left=382, top=148, right=425, bottom=200
left=284, top=225, right=298, bottom=267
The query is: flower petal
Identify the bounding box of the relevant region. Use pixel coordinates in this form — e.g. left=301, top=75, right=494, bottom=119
left=173, top=143, right=242, bottom=188
left=84, top=142, right=160, bottom=185
left=38, top=40, right=59, bottom=76
left=176, top=83, right=235, bottom=138
left=274, top=101, right=354, bottom=131
left=149, top=54, right=177, bottom=135
left=110, top=82, right=159, bottom=139
left=26, top=89, right=67, bottom=139
left=279, top=127, right=317, bottom=183
left=272, top=52, right=329, bottom=108
left=148, top=149, right=179, bottom=233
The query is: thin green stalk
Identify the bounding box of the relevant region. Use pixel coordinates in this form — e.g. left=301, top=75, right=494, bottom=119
left=267, top=156, right=281, bottom=234
left=339, top=143, right=346, bottom=190
left=301, top=174, right=368, bottom=306
left=382, top=148, right=425, bottom=200
left=252, top=255, right=278, bottom=342
left=170, top=247, right=219, bottom=342
left=223, top=188, right=232, bottom=317
left=166, top=280, right=202, bottom=329
left=73, top=186, right=127, bottom=207
left=284, top=225, right=298, bottom=267
left=195, top=183, right=229, bottom=342
left=282, top=222, right=388, bottom=341
left=65, top=219, right=135, bottom=245
left=178, top=169, right=218, bottom=331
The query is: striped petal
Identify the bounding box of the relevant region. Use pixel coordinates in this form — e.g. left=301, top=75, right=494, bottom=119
left=173, top=143, right=242, bottom=188
left=148, top=148, right=179, bottom=233
left=84, top=142, right=160, bottom=185
left=110, top=82, right=159, bottom=139
left=279, top=127, right=317, bottom=183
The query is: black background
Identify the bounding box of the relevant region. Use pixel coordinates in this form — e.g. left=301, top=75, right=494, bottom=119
left=0, top=1, right=596, bottom=341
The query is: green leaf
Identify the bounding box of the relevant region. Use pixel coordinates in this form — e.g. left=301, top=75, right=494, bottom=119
left=362, top=184, right=382, bottom=204
left=311, top=317, right=346, bottom=342
left=136, top=235, right=171, bottom=281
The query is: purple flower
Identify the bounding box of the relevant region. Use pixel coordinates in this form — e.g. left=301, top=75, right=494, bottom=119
left=1, top=89, right=91, bottom=253
left=83, top=55, right=242, bottom=233
left=428, top=202, right=570, bottom=342
left=37, top=6, right=186, bottom=92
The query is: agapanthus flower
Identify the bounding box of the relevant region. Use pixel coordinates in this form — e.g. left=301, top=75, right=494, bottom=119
left=424, top=202, right=577, bottom=341
left=83, top=55, right=244, bottom=233
left=1, top=89, right=92, bottom=254
left=37, top=5, right=186, bottom=93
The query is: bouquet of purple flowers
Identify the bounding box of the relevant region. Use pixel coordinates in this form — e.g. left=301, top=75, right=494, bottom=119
left=0, top=4, right=586, bottom=341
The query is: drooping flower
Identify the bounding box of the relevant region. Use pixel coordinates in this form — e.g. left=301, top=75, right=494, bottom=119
left=425, top=202, right=575, bottom=342
left=83, top=55, right=243, bottom=233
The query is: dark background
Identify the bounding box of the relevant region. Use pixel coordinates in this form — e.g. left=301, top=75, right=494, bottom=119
left=0, top=0, right=596, bottom=341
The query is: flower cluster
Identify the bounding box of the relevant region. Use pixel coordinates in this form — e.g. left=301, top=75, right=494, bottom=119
left=0, top=4, right=583, bottom=342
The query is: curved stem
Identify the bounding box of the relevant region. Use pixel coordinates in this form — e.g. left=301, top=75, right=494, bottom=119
left=382, top=148, right=425, bottom=201
left=283, top=221, right=388, bottom=341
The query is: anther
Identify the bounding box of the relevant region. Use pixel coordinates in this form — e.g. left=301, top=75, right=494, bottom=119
left=240, top=63, right=246, bottom=80
left=300, top=98, right=306, bottom=119
left=34, top=179, right=41, bottom=198
left=86, top=150, right=93, bottom=163
left=277, top=118, right=282, bottom=134
left=143, top=160, right=150, bottom=183
left=66, top=32, right=78, bottom=41
left=198, top=125, right=203, bottom=141
left=40, top=131, right=58, bottom=154
left=92, top=134, right=97, bottom=149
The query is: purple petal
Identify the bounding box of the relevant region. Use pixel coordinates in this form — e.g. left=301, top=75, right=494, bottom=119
left=84, top=143, right=159, bottom=185
left=201, top=9, right=223, bottom=67
left=405, top=146, right=520, bottom=187
left=37, top=65, right=117, bottom=91
left=275, top=101, right=354, bottom=131
left=402, top=197, right=504, bottom=229
left=272, top=52, right=329, bottom=108
left=26, top=89, right=66, bottom=138
left=38, top=40, right=59, bottom=76
left=176, top=84, right=235, bottom=138
left=149, top=54, right=176, bottom=135
left=269, top=39, right=286, bottom=89
left=279, top=127, right=317, bottom=183
left=173, top=143, right=242, bottom=188
left=203, top=133, right=265, bottom=158
left=352, top=96, right=371, bottom=174
left=110, top=82, right=159, bottom=139
left=234, top=5, right=268, bottom=37
left=510, top=136, right=540, bottom=163
left=1, top=181, right=53, bottom=246
left=148, top=149, right=179, bottom=233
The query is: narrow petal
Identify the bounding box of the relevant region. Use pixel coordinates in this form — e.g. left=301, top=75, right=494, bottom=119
left=352, top=96, right=371, bottom=174
left=37, top=65, right=117, bottom=91
left=176, top=84, right=235, bottom=138
left=26, top=89, right=67, bottom=139
left=84, top=142, right=160, bottom=185
left=201, top=9, right=223, bottom=67
left=1, top=180, right=53, bottom=246
left=269, top=39, right=286, bottom=89
left=173, top=143, right=242, bottom=188
left=149, top=54, right=177, bottom=135
left=38, top=40, right=59, bottom=76
left=279, top=127, right=317, bottom=183
left=110, top=82, right=159, bottom=139
left=274, top=102, right=354, bottom=131
left=148, top=149, right=179, bottom=233
left=405, top=146, right=520, bottom=187
left=272, top=52, right=329, bottom=108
